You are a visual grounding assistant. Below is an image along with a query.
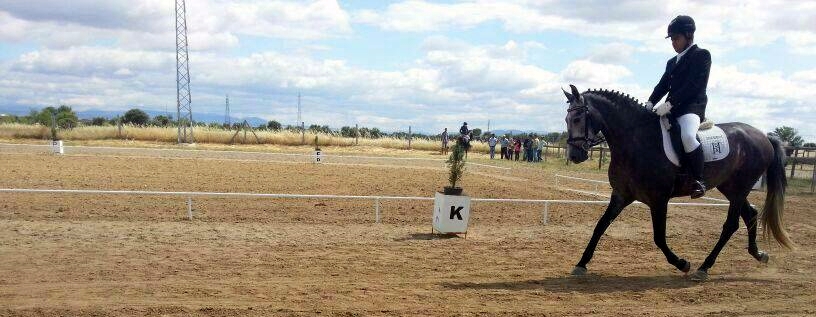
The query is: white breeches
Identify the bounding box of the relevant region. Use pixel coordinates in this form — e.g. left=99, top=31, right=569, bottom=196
left=677, top=113, right=701, bottom=153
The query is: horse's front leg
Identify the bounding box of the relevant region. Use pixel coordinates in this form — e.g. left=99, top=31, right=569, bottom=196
left=572, top=192, right=632, bottom=275
left=650, top=202, right=692, bottom=274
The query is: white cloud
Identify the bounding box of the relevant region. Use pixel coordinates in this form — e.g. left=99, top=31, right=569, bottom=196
left=0, top=0, right=352, bottom=50
left=587, top=42, right=636, bottom=64
left=355, top=0, right=816, bottom=55
left=561, top=60, right=633, bottom=87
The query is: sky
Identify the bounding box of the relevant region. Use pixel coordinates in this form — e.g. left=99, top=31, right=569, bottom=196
left=0, top=0, right=814, bottom=139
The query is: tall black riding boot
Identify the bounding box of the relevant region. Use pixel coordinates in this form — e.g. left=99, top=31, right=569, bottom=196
left=686, top=146, right=706, bottom=199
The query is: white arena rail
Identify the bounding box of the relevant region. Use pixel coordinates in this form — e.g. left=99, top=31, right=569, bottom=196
left=0, top=143, right=510, bottom=170
left=0, top=186, right=730, bottom=226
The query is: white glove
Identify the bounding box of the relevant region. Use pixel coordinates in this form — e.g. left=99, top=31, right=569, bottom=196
left=652, top=101, right=673, bottom=116
left=644, top=101, right=654, bottom=110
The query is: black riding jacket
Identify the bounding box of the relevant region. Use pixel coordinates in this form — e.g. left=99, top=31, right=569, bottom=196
left=648, top=44, right=711, bottom=119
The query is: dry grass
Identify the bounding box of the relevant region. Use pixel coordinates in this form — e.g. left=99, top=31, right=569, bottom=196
left=0, top=123, right=50, bottom=139
left=0, top=123, right=490, bottom=153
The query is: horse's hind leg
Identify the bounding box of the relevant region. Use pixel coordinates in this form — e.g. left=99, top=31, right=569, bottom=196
left=690, top=195, right=745, bottom=281
left=572, top=192, right=633, bottom=276
left=741, top=201, right=769, bottom=263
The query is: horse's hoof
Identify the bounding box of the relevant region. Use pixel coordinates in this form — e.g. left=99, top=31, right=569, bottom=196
left=689, top=270, right=709, bottom=282
left=758, top=251, right=769, bottom=264
left=571, top=266, right=587, bottom=276
left=680, top=259, right=691, bottom=273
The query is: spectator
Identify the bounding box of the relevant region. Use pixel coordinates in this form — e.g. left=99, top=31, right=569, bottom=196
left=524, top=134, right=534, bottom=162
left=536, top=137, right=544, bottom=162
left=441, top=128, right=449, bottom=155
left=513, top=138, right=521, bottom=161
left=500, top=135, right=509, bottom=160
left=488, top=134, right=498, bottom=159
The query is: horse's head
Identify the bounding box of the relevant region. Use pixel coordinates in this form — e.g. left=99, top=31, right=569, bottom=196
left=563, top=84, right=604, bottom=164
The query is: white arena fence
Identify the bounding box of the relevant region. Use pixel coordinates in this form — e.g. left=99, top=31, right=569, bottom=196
left=0, top=143, right=510, bottom=171
left=0, top=187, right=617, bottom=224
left=0, top=143, right=729, bottom=225
left=0, top=187, right=730, bottom=225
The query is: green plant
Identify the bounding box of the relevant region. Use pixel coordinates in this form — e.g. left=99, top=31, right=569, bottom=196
left=769, top=126, right=803, bottom=147
left=446, top=142, right=466, bottom=189
left=123, top=109, right=150, bottom=126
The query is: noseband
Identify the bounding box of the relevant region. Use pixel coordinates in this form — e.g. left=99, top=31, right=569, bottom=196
left=567, top=105, right=605, bottom=150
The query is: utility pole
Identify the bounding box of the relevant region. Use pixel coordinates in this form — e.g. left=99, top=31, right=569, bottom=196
left=408, top=126, right=412, bottom=150
left=297, top=92, right=302, bottom=126
left=225, top=94, right=230, bottom=127
left=175, top=0, right=194, bottom=143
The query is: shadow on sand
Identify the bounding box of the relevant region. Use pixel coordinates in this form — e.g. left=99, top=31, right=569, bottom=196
left=393, top=233, right=461, bottom=241
left=441, top=274, right=774, bottom=293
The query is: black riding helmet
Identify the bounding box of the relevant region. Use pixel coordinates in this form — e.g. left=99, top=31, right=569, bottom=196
left=666, top=15, right=695, bottom=38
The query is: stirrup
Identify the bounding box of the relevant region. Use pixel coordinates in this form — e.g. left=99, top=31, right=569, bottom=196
left=691, top=181, right=706, bottom=199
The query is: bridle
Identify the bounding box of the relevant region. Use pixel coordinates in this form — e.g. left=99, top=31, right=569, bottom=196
left=566, top=104, right=606, bottom=151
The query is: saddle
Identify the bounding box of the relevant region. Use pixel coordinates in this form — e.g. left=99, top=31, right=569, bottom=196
left=660, top=116, right=729, bottom=167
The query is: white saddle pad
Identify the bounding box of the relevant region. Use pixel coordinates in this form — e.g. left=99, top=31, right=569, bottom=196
left=660, top=117, right=730, bottom=166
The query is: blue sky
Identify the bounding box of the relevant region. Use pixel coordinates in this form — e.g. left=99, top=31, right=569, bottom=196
left=0, top=0, right=814, bottom=140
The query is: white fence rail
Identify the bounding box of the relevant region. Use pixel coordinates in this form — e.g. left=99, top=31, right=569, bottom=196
left=0, top=143, right=510, bottom=170
left=0, top=185, right=731, bottom=226
left=0, top=187, right=616, bottom=224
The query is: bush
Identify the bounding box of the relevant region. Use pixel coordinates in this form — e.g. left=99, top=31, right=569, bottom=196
left=267, top=120, right=282, bottom=131
left=446, top=142, right=466, bottom=189
left=123, top=109, right=150, bottom=125
left=91, top=117, right=108, bottom=126
left=151, top=115, right=172, bottom=127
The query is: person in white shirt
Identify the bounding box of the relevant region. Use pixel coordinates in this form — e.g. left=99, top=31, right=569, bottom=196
left=488, top=134, right=498, bottom=159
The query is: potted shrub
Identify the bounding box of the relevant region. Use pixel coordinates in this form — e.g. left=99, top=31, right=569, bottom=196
left=314, top=135, right=322, bottom=163
left=433, top=141, right=471, bottom=235
left=444, top=142, right=466, bottom=195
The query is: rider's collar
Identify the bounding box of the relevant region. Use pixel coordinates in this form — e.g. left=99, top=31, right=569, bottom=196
left=676, top=42, right=695, bottom=63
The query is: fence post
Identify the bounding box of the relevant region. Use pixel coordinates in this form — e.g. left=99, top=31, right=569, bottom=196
left=375, top=198, right=381, bottom=223
left=542, top=202, right=549, bottom=225
left=301, top=121, right=305, bottom=145
left=408, top=126, right=412, bottom=150
left=355, top=123, right=359, bottom=145
left=811, top=162, right=815, bottom=193
left=790, top=147, right=798, bottom=178
left=186, top=197, right=193, bottom=220
left=598, top=147, right=606, bottom=170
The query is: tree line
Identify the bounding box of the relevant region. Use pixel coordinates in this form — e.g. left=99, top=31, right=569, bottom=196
left=2, top=106, right=813, bottom=146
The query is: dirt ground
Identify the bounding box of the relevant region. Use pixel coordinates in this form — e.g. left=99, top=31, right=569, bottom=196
left=0, top=144, right=814, bottom=316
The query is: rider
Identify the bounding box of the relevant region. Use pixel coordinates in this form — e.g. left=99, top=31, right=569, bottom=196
left=645, top=15, right=711, bottom=199
left=459, top=122, right=469, bottom=136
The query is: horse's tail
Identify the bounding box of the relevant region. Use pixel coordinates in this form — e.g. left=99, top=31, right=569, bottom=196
left=761, top=136, right=793, bottom=249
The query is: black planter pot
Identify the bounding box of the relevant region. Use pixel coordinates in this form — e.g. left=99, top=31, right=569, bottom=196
left=443, top=186, right=463, bottom=195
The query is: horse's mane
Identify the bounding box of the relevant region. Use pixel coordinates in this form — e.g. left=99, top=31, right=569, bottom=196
left=581, top=89, right=653, bottom=116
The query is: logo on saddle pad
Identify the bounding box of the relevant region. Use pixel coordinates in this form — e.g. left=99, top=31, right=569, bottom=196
left=661, top=121, right=730, bottom=167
